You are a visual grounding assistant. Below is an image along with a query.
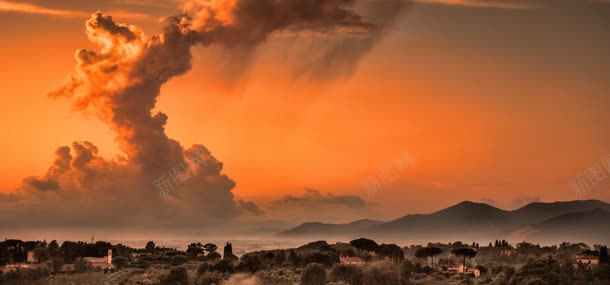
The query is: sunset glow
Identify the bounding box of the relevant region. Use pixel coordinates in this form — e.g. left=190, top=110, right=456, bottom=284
left=0, top=0, right=609, bottom=234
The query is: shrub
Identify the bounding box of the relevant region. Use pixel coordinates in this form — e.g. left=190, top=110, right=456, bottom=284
left=596, top=265, right=610, bottom=280
left=236, top=254, right=263, bottom=273
left=170, top=255, right=189, bottom=266
left=198, top=272, right=223, bottom=285
left=50, top=256, right=65, bottom=273
left=363, top=261, right=403, bottom=285
left=513, top=258, right=562, bottom=284
left=73, top=257, right=92, bottom=273
left=197, top=262, right=210, bottom=275
left=400, top=260, right=414, bottom=284
left=210, top=259, right=234, bottom=274
left=304, top=251, right=335, bottom=268
left=0, top=267, right=51, bottom=283
left=331, top=264, right=364, bottom=285
left=301, top=263, right=327, bottom=285
left=475, top=265, right=488, bottom=275
left=112, top=256, right=129, bottom=269
left=160, top=266, right=188, bottom=285
left=256, top=268, right=300, bottom=284
left=206, top=252, right=221, bottom=261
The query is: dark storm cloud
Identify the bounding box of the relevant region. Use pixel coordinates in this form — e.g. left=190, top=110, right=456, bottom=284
left=273, top=188, right=367, bottom=209
left=238, top=200, right=265, bottom=216
left=0, top=0, right=403, bottom=230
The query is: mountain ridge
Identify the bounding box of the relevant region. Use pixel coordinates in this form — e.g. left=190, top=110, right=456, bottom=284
left=277, top=199, right=610, bottom=244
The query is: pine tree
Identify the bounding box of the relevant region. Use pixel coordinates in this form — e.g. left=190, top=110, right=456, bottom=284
left=600, top=246, right=609, bottom=264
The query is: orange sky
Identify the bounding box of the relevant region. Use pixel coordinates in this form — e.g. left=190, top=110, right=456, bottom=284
left=1, top=0, right=609, bottom=221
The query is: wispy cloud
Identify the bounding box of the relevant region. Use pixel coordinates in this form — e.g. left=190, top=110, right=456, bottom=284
left=0, top=0, right=153, bottom=19
left=415, top=0, right=540, bottom=9
left=0, top=0, right=86, bottom=17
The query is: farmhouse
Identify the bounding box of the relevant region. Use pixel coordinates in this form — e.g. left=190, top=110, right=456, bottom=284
left=447, top=265, right=481, bottom=277
left=575, top=253, right=599, bottom=268
left=83, top=249, right=114, bottom=269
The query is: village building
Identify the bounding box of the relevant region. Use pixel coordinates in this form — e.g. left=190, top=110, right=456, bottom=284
left=0, top=263, right=35, bottom=273
left=1, top=250, right=41, bottom=272
left=62, top=249, right=114, bottom=271
left=575, top=253, right=599, bottom=268
left=447, top=265, right=481, bottom=277
left=27, top=251, right=37, bottom=263
left=83, top=249, right=114, bottom=269
left=500, top=249, right=517, bottom=257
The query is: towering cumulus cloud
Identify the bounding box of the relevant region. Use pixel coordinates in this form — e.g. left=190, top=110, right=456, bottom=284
left=0, top=0, right=406, bottom=231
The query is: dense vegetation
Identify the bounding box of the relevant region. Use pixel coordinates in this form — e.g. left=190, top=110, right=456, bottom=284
left=1, top=238, right=609, bottom=284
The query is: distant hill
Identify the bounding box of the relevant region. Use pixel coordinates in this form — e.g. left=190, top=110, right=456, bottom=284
left=277, top=200, right=610, bottom=244
left=506, top=208, right=610, bottom=244
left=366, top=201, right=512, bottom=241
left=510, top=200, right=610, bottom=225
left=277, top=219, right=384, bottom=238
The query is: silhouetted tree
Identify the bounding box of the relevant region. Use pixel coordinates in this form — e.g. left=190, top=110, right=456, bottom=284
left=33, top=247, right=50, bottom=262
left=186, top=243, right=204, bottom=259
left=48, top=241, right=59, bottom=252
left=145, top=241, right=156, bottom=253
left=428, top=247, right=443, bottom=271
left=415, top=247, right=442, bottom=271
left=300, top=240, right=330, bottom=250
left=203, top=244, right=218, bottom=254
left=600, top=246, right=609, bottom=264
left=203, top=243, right=220, bottom=261
left=379, top=244, right=404, bottom=262
left=415, top=248, right=429, bottom=267
left=349, top=238, right=380, bottom=253
left=450, top=248, right=477, bottom=274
